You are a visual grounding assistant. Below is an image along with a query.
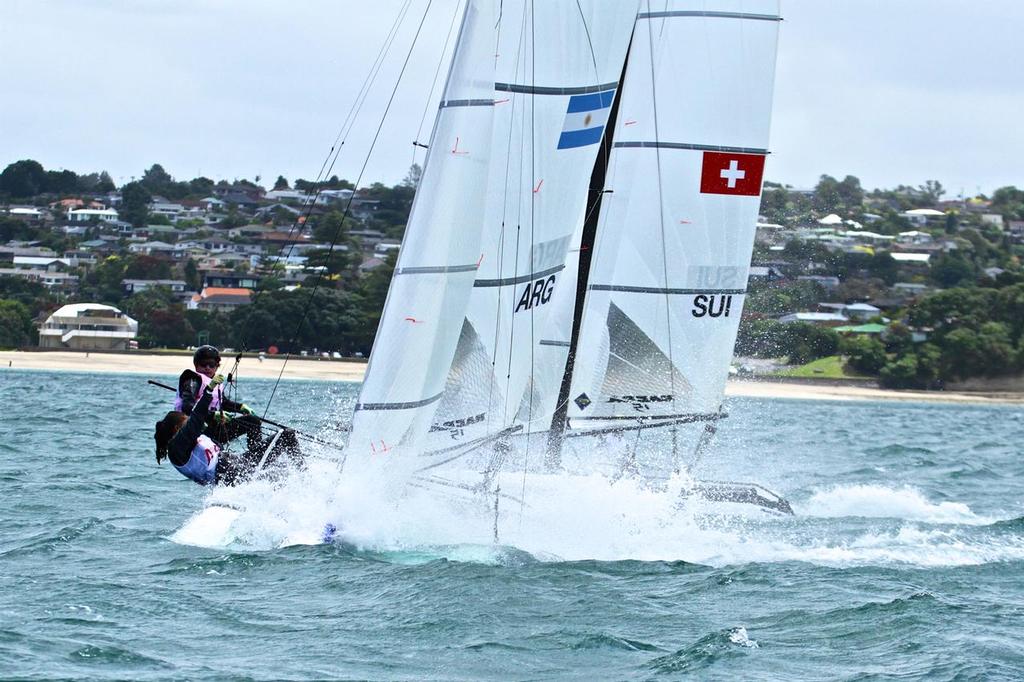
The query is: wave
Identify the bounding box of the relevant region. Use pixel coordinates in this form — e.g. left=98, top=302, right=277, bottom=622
left=645, top=627, right=758, bottom=674
left=169, top=463, right=1024, bottom=569
left=801, top=484, right=994, bottom=525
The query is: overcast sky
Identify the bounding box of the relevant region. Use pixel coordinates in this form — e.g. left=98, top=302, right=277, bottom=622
left=2, top=1, right=1021, bottom=196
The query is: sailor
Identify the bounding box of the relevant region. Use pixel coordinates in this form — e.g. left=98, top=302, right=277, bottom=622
left=154, top=374, right=300, bottom=486
left=176, top=345, right=261, bottom=456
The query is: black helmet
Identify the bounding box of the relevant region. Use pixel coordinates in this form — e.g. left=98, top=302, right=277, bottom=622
left=193, top=345, right=221, bottom=365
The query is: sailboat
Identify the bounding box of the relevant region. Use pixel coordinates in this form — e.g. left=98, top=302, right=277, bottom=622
left=340, top=0, right=792, bottom=519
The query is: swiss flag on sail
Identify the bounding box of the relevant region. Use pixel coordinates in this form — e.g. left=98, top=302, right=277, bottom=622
left=699, top=151, right=766, bottom=196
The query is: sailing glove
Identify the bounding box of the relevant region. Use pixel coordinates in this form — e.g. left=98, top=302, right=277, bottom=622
left=240, top=404, right=256, bottom=416
left=205, top=374, right=225, bottom=393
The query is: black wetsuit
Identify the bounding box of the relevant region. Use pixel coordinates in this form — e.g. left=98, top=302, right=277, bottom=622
left=169, top=388, right=301, bottom=486
left=177, top=369, right=262, bottom=456
left=167, top=389, right=215, bottom=469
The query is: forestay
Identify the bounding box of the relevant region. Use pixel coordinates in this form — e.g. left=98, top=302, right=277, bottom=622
left=346, top=0, right=497, bottom=464
left=565, top=1, right=780, bottom=433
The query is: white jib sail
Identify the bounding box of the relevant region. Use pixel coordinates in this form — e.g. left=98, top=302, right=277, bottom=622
left=567, top=1, right=780, bottom=429
left=345, top=0, right=497, bottom=466
left=422, top=0, right=639, bottom=455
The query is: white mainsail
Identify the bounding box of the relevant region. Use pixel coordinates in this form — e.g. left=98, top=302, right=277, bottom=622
left=561, top=2, right=781, bottom=447
left=345, top=0, right=497, bottom=464
left=423, top=0, right=639, bottom=453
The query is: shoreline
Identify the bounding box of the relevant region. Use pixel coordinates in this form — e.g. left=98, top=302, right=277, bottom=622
left=2, top=350, right=1022, bottom=406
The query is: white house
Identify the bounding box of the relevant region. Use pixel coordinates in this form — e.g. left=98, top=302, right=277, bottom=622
left=890, top=252, right=931, bottom=265
left=778, top=312, right=849, bottom=326
left=67, top=208, right=119, bottom=223
left=37, top=303, right=138, bottom=350
left=901, top=208, right=944, bottom=226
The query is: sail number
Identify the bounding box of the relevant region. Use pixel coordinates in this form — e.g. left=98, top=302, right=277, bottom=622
left=514, top=275, right=556, bottom=313
left=691, top=294, right=733, bottom=318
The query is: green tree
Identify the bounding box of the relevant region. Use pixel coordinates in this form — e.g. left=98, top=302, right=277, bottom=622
left=813, top=174, right=842, bottom=213
left=310, top=210, right=359, bottom=246
left=782, top=322, right=839, bottom=364
left=919, top=180, right=945, bottom=204
left=189, top=176, right=215, bottom=196
left=184, top=258, right=201, bottom=291
left=140, top=163, right=174, bottom=196
left=837, top=175, right=864, bottom=210
left=930, top=252, right=977, bottom=288
left=0, top=159, right=48, bottom=199
left=119, top=181, right=152, bottom=227
left=123, top=288, right=194, bottom=348
left=843, top=335, right=887, bottom=374
left=123, top=254, right=172, bottom=280
left=80, top=255, right=128, bottom=303
left=0, top=300, right=34, bottom=348
left=273, top=175, right=290, bottom=190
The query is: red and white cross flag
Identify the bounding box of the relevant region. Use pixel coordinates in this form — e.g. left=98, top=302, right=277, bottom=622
left=699, top=151, right=766, bottom=196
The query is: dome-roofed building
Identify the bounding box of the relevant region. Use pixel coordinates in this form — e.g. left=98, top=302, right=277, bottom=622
left=37, top=303, right=138, bottom=350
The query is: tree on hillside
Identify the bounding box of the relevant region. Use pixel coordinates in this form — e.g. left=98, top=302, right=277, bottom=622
left=991, top=186, right=1024, bottom=221
left=189, top=176, right=215, bottom=196
left=0, top=159, right=48, bottom=199
left=119, top=181, right=151, bottom=227
left=273, top=175, right=290, bottom=190
left=123, top=288, right=194, bottom=348
left=813, top=175, right=842, bottom=214
left=0, top=300, right=35, bottom=348
left=919, top=180, right=945, bottom=204
left=141, top=164, right=174, bottom=196
left=123, top=254, right=172, bottom=280
left=836, top=175, right=864, bottom=210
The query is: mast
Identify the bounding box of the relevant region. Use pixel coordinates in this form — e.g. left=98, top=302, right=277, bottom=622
left=545, top=35, right=633, bottom=468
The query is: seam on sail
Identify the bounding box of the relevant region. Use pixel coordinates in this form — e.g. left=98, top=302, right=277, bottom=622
left=474, top=264, right=564, bottom=287
left=439, top=98, right=496, bottom=108
left=613, top=141, right=769, bottom=154
left=638, top=11, right=781, bottom=22
left=355, top=392, right=444, bottom=411
left=589, top=285, right=747, bottom=295
left=394, top=264, right=479, bottom=275
left=539, top=340, right=570, bottom=347
left=494, top=82, right=618, bottom=95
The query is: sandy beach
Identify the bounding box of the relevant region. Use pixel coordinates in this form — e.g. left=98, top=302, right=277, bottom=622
left=3, top=350, right=1022, bottom=406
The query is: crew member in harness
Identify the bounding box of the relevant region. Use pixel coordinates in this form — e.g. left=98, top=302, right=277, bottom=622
left=176, top=345, right=261, bottom=456
left=154, top=374, right=300, bottom=486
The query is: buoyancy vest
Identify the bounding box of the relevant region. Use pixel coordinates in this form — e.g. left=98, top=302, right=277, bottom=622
left=174, top=371, right=224, bottom=413
left=173, top=434, right=221, bottom=485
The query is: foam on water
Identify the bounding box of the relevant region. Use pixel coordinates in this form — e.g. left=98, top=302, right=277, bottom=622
left=801, top=484, right=994, bottom=525
left=170, top=461, right=1024, bottom=569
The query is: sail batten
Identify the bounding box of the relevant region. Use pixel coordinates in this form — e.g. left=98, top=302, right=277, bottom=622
left=637, top=10, right=780, bottom=21
left=474, top=264, right=565, bottom=288
left=613, top=141, right=769, bottom=154
left=494, top=82, right=619, bottom=95
left=589, top=285, right=747, bottom=295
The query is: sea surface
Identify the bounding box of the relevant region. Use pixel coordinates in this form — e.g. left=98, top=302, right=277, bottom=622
left=2, top=369, right=1023, bottom=680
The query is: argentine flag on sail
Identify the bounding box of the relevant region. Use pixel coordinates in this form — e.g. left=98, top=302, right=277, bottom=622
left=557, top=88, right=616, bottom=149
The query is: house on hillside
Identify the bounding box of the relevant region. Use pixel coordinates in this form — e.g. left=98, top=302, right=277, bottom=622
left=189, top=287, right=252, bottom=312
left=67, top=208, right=119, bottom=223
left=37, top=303, right=138, bottom=350
left=777, top=311, right=849, bottom=327
left=901, top=208, right=944, bottom=226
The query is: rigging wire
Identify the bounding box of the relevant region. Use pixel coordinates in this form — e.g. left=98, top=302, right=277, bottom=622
left=259, top=0, right=440, bottom=417
left=224, top=0, right=415, bottom=417
left=412, top=1, right=464, bottom=167
left=641, top=0, right=681, bottom=465
left=518, top=0, right=537, bottom=524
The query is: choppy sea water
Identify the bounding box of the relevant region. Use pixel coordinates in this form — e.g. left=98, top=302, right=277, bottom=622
left=2, top=369, right=1023, bottom=680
